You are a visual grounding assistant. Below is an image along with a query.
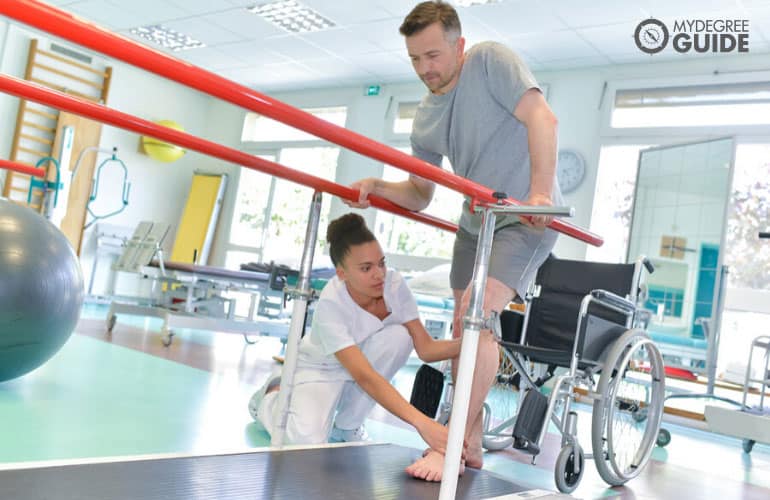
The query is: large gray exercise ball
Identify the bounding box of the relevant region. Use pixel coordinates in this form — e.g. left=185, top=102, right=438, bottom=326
left=0, top=198, right=83, bottom=382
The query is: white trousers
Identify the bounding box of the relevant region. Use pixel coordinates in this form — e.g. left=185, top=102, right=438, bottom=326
left=257, top=324, right=413, bottom=445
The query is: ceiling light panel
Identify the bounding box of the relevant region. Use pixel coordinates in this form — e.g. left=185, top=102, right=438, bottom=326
left=248, top=0, right=336, bottom=33
left=129, top=25, right=206, bottom=51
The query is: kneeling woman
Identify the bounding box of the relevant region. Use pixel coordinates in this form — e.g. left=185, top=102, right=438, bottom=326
left=249, top=213, right=460, bottom=453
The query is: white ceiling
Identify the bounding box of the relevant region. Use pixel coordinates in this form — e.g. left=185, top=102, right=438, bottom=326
left=43, top=0, right=770, bottom=92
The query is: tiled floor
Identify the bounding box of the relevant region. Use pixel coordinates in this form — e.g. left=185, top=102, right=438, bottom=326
left=0, top=304, right=768, bottom=499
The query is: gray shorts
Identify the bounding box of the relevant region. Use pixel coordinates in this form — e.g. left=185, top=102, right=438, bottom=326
left=450, top=224, right=558, bottom=296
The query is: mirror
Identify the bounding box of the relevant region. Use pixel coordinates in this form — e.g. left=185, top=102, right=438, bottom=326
left=627, top=138, right=734, bottom=357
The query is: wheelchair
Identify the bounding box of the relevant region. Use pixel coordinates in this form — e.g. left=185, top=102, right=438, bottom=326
left=411, top=254, right=666, bottom=493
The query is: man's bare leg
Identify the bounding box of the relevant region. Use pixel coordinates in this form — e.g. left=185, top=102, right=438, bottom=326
left=405, top=277, right=514, bottom=481
left=454, top=278, right=514, bottom=468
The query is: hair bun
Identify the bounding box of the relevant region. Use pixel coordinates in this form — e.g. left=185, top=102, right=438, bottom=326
left=326, top=213, right=377, bottom=267
left=327, top=213, right=365, bottom=243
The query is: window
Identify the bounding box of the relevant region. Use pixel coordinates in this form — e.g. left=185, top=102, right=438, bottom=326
left=720, top=142, right=770, bottom=376
left=392, top=102, right=418, bottom=134
left=261, top=147, right=339, bottom=264
left=229, top=154, right=276, bottom=250
left=226, top=146, right=339, bottom=268
left=612, top=82, right=770, bottom=128
left=241, top=106, right=347, bottom=142
left=228, top=105, right=346, bottom=268
left=585, top=144, right=652, bottom=264
left=725, top=143, right=770, bottom=290
left=383, top=104, right=461, bottom=259
left=376, top=149, right=463, bottom=259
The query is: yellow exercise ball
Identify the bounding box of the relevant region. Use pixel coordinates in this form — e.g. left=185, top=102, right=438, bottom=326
left=141, top=120, right=186, bottom=163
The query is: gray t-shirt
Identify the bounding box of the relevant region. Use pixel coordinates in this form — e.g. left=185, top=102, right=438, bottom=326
left=410, top=41, right=563, bottom=235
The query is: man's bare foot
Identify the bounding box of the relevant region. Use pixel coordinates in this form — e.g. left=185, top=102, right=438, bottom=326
left=405, top=449, right=464, bottom=482
left=465, top=446, right=483, bottom=469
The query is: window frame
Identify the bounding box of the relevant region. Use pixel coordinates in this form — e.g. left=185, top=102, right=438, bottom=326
left=241, top=105, right=349, bottom=143
left=600, top=72, right=770, bottom=139
left=226, top=142, right=340, bottom=265
left=383, top=89, right=425, bottom=143
left=226, top=146, right=278, bottom=264
left=374, top=141, right=462, bottom=264
left=226, top=104, right=349, bottom=266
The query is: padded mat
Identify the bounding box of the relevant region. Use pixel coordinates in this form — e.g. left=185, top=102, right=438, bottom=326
left=0, top=444, right=532, bottom=499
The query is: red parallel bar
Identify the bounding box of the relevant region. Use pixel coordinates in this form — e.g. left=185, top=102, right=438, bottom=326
left=0, top=158, right=45, bottom=177
left=0, top=74, right=456, bottom=233
left=0, top=0, right=603, bottom=247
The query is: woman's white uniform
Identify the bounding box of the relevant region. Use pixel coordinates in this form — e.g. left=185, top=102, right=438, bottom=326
left=256, top=269, right=417, bottom=444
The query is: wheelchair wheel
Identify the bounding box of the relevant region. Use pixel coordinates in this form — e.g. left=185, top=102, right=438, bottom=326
left=591, top=329, right=665, bottom=486
left=482, top=348, right=519, bottom=451
left=554, top=443, right=584, bottom=493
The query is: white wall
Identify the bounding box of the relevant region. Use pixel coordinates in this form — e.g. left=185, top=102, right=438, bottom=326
left=79, top=60, right=230, bottom=294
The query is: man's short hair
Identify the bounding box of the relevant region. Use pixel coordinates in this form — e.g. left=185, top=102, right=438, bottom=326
left=399, top=1, right=462, bottom=42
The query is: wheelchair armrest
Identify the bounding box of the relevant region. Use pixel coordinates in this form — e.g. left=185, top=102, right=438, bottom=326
left=590, top=289, right=635, bottom=314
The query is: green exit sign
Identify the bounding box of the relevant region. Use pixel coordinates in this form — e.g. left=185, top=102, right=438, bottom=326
left=365, top=84, right=381, bottom=96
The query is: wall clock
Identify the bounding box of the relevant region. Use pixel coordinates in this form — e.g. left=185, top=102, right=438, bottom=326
left=557, top=149, right=586, bottom=194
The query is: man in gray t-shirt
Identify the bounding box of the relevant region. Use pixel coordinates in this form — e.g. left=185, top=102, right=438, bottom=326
left=346, top=1, right=560, bottom=481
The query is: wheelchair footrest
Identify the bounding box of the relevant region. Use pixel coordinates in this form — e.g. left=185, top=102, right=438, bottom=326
left=409, top=364, right=444, bottom=419
left=512, top=389, right=548, bottom=455
left=513, top=436, right=541, bottom=455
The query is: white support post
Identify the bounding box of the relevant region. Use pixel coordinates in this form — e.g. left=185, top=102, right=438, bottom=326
left=439, top=207, right=495, bottom=500
left=271, top=191, right=322, bottom=447
left=438, top=203, right=572, bottom=499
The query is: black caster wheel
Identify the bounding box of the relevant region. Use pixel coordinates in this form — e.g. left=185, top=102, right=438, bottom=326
left=656, top=428, right=671, bottom=447
left=554, top=443, right=584, bottom=493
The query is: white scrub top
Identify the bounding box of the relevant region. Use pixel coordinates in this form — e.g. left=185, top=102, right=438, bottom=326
left=294, top=269, right=419, bottom=384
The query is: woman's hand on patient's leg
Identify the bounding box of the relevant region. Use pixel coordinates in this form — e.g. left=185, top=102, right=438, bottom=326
left=415, top=416, right=466, bottom=457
